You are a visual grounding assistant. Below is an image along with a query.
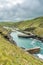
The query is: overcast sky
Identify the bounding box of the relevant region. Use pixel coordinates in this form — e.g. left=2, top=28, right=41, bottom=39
left=0, top=0, right=43, bottom=21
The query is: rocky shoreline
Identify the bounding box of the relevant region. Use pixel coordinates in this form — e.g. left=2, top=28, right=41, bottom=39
left=33, top=36, right=43, bottom=42
left=7, top=34, right=17, bottom=46
left=19, top=31, right=43, bottom=42
left=0, top=31, right=17, bottom=46
left=7, top=31, right=43, bottom=45
left=1, top=30, right=43, bottom=47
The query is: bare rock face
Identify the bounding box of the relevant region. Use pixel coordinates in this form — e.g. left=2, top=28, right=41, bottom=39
left=26, top=47, right=40, bottom=54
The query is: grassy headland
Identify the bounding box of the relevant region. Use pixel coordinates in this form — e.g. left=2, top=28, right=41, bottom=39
left=0, top=17, right=43, bottom=37
left=0, top=17, right=43, bottom=65
left=0, top=30, right=43, bottom=65
left=16, top=17, right=43, bottom=37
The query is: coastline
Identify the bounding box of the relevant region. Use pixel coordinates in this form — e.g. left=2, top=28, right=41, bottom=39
left=18, top=30, right=43, bottom=42
left=1, top=30, right=43, bottom=61
left=8, top=32, right=43, bottom=60
left=7, top=31, right=17, bottom=46
left=0, top=31, right=17, bottom=46
left=7, top=31, right=43, bottom=46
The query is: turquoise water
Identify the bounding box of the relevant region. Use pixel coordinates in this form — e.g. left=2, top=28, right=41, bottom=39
left=10, top=31, right=43, bottom=59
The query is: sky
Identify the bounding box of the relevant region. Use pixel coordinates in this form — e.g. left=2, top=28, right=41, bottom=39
left=0, top=0, right=43, bottom=21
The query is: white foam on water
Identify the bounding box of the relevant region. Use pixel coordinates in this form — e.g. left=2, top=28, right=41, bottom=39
left=31, top=39, right=35, bottom=44
left=37, top=54, right=43, bottom=59
left=31, top=39, right=37, bottom=47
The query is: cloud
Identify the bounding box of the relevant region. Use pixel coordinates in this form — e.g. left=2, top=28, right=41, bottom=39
left=0, top=0, right=23, bottom=8
left=0, top=0, right=43, bottom=21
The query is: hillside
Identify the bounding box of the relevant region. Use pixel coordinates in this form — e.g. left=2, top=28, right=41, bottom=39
left=17, top=17, right=43, bottom=29
left=0, top=17, right=43, bottom=65
left=0, top=32, right=43, bottom=65
left=0, top=17, right=43, bottom=37
left=16, top=17, right=43, bottom=37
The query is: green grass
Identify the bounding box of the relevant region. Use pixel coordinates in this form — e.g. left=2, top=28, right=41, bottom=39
left=0, top=17, right=43, bottom=65
left=15, top=17, right=43, bottom=37
left=0, top=16, right=43, bottom=37
left=0, top=34, right=43, bottom=65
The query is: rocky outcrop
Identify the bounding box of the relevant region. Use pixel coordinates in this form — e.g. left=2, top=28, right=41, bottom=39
left=26, top=47, right=40, bottom=54
left=18, top=31, right=43, bottom=42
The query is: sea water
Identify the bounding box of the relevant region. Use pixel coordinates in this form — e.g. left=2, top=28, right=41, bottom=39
left=10, top=31, right=43, bottom=60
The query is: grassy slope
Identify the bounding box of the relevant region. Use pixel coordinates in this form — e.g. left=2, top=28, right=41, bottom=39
left=17, top=17, right=43, bottom=37
left=20, top=17, right=43, bottom=28
left=0, top=34, right=43, bottom=65
left=0, top=17, right=43, bottom=65
left=0, top=17, right=43, bottom=37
